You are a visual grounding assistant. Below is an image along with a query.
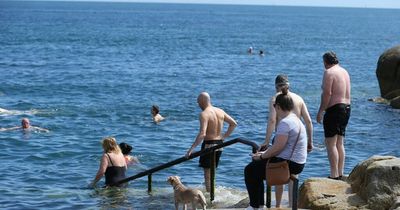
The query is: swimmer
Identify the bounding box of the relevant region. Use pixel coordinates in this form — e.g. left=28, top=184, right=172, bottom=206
left=259, top=50, right=265, bottom=56
left=119, top=142, right=139, bottom=166
left=247, top=46, right=253, bottom=54
left=151, top=105, right=165, bottom=123
left=0, top=118, right=49, bottom=132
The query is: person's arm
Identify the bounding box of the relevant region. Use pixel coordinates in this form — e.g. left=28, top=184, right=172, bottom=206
left=185, top=113, right=208, bottom=158
left=317, top=71, right=333, bottom=123
left=90, top=154, right=108, bottom=188
left=253, top=134, right=288, bottom=160
left=263, top=97, right=276, bottom=147
left=0, top=126, right=21, bottom=131
left=222, top=111, right=237, bottom=139
left=32, top=126, right=50, bottom=133
left=301, top=101, right=313, bottom=153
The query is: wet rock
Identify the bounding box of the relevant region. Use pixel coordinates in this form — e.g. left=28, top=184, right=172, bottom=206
left=390, top=96, right=400, bottom=109
left=376, top=45, right=400, bottom=109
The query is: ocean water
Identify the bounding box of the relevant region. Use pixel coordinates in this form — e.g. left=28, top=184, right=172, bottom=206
left=1, top=1, right=400, bottom=209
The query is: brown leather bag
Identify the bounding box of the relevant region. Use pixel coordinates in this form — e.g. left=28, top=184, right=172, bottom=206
left=266, top=160, right=290, bottom=186
left=266, top=121, right=302, bottom=186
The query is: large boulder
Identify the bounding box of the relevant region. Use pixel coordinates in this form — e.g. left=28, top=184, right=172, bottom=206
left=298, top=156, right=400, bottom=210
left=376, top=45, right=400, bottom=108
left=298, top=177, right=367, bottom=210
left=348, top=155, right=400, bottom=210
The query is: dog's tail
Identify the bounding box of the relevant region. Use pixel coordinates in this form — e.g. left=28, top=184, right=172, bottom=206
left=198, top=191, right=207, bottom=209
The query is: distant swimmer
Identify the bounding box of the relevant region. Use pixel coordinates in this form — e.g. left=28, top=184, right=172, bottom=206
left=259, top=50, right=265, bottom=56
left=151, top=105, right=165, bottom=123
left=247, top=46, right=253, bottom=55
left=0, top=118, right=49, bottom=132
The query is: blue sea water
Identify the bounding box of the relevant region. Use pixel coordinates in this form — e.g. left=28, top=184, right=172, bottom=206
left=1, top=1, right=400, bottom=209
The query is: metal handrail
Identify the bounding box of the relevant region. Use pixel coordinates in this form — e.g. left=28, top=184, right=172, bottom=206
left=114, top=138, right=259, bottom=187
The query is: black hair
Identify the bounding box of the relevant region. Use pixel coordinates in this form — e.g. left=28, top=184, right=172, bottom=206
left=323, top=51, right=339, bottom=65
left=119, top=142, right=132, bottom=155
left=275, top=87, right=294, bottom=111
left=152, top=105, right=160, bottom=114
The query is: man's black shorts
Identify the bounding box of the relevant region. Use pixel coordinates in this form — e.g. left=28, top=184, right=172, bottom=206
left=323, top=103, right=351, bottom=138
left=199, top=140, right=223, bottom=168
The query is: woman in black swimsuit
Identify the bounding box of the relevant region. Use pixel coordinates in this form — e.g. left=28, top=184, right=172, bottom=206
left=90, top=137, right=127, bottom=188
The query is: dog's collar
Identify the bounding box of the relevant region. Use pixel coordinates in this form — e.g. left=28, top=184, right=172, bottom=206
left=173, top=184, right=185, bottom=191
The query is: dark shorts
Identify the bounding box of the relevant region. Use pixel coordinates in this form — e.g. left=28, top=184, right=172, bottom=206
left=323, top=103, right=351, bottom=138
left=270, top=157, right=305, bottom=175
left=199, top=140, right=223, bottom=169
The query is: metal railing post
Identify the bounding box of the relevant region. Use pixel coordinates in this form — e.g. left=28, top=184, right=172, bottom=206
left=292, top=177, right=299, bottom=210
left=266, top=184, right=271, bottom=208
left=210, top=150, right=216, bottom=202
left=147, top=174, right=152, bottom=194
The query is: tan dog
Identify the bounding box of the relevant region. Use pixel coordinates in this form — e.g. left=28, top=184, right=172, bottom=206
left=167, top=176, right=207, bottom=210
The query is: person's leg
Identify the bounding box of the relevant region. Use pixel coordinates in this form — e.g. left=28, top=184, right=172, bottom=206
left=244, top=161, right=265, bottom=208
left=325, top=135, right=339, bottom=178
left=203, top=168, right=210, bottom=192
left=336, top=135, right=345, bottom=177
left=275, top=185, right=283, bottom=208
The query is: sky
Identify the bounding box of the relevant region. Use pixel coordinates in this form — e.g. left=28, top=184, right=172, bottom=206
left=38, top=0, right=400, bottom=9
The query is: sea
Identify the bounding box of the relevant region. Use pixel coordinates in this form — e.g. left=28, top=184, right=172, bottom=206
left=0, top=1, right=399, bottom=209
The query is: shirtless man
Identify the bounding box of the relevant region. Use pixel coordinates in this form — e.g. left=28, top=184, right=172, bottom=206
left=0, top=118, right=49, bottom=132
left=317, top=51, right=351, bottom=180
left=260, top=74, right=313, bottom=208
left=185, top=92, right=237, bottom=192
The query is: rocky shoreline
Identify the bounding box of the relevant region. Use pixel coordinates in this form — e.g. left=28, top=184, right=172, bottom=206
left=231, top=156, right=400, bottom=210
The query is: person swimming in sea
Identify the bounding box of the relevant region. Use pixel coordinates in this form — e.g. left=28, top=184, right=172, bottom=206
left=248, top=46, right=254, bottom=54
left=151, top=105, right=165, bottom=123
left=0, top=118, right=49, bottom=132
left=119, top=142, right=139, bottom=166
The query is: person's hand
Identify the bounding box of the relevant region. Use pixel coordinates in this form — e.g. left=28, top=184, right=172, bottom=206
left=259, top=143, right=268, bottom=152
left=316, top=111, right=323, bottom=124
left=185, top=150, right=192, bottom=159
left=307, top=143, right=313, bottom=153
left=251, top=152, right=263, bottom=161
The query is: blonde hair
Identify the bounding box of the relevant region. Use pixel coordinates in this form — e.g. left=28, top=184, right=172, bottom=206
left=102, top=137, right=121, bottom=154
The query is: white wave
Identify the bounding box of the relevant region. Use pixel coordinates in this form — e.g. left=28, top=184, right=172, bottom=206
left=0, top=108, right=39, bottom=116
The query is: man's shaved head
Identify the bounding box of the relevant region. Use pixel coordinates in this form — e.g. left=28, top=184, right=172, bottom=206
left=197, top=92, right=211, bottom=110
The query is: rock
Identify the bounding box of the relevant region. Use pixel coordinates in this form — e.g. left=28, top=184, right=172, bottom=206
left=376, top=45, right=400, bottom=100
left=390, top=96, right=400, bottom=109
left=298, top=177, right=367, bottom=210
left=368, top=97, right=390, bottom=104
left=391, top=196, right=400, bottom=210
left=348, top=155, right=400, bottom=210
left=230, top=197, right=249, bottom=208
left=298, top=156, right=400, bottom=210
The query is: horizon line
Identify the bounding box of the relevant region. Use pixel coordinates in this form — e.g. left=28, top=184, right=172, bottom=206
left=10, top=0, right=400, bottom=10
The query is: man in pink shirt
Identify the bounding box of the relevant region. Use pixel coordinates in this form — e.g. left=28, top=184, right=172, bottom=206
left=317, top=51, right=351, bottom=180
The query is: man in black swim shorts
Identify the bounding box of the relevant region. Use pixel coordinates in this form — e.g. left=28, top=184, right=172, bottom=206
left=186, top=92, right=237, bottom=192
left=317, top=51, right=351, bottom=180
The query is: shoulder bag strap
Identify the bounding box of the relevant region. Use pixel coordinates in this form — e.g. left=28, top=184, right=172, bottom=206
left=288, top=119, right=302, bottom=161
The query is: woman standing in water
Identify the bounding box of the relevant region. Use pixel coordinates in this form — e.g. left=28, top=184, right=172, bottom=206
left=90, top=137, right=127, bottom=187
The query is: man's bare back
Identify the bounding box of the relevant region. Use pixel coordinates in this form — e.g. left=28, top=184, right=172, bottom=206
left=201, top=106, right=226, bottom=140
left=324, top=65, right=351, bottom=108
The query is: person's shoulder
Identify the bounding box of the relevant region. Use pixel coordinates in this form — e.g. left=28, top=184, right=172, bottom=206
left=289, top=92, right=305, bottom=102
